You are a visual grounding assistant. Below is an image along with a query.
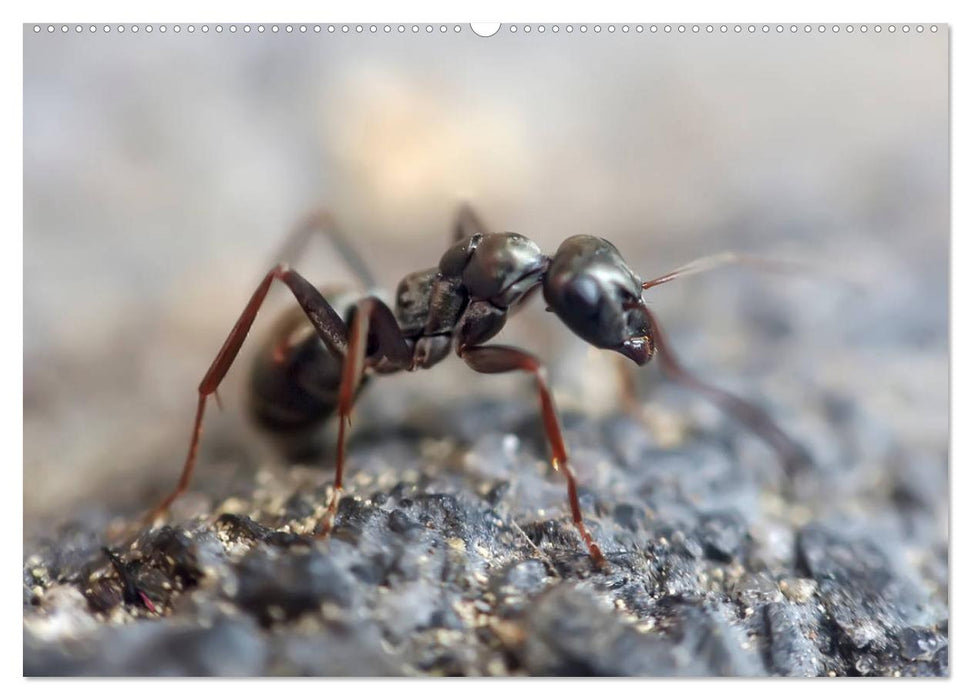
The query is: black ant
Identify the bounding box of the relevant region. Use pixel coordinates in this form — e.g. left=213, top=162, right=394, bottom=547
left=145, top=205, right=808, bottom=566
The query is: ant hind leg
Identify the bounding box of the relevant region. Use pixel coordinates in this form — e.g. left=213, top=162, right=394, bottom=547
left=271, top=209, right=377, bottom=290
left=144, top=264, right=350, bottom=525
left=452, top=203, right=490, bottom=241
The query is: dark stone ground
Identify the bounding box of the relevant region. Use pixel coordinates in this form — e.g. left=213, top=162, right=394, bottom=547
left=23, top=25, right=949, bottom=678
left=23, top=251, right=948, bottom=677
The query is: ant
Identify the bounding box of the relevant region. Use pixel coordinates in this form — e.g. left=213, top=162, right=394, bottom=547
left=144, top=205, right=809, bottom=567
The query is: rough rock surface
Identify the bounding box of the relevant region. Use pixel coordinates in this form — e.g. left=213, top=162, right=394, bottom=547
left=24, top=368, right=948, bottom=676
left=23, top=190, right=948, bottom=677
left=24, top=25, right=948, bottom=678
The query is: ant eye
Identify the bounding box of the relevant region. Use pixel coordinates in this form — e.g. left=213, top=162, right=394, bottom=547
left=565, top=275, right=601, bottom=314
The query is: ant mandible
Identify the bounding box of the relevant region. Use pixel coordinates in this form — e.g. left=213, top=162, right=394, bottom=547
left=145, top=205, right=808, bottom=567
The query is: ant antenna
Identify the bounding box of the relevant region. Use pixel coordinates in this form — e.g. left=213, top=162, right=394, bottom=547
left=641, top=251, right=862, bottom=293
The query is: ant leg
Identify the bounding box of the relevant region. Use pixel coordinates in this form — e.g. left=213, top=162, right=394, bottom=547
left=271, top=209, right=377, bottom=290
left=145, top=264, right=350, bottom=524
left=458, top=344, right=606, bottom=566
left=315, top=297, right=412, bottom=537
left=613, top=355, right=683, bottom=446
left=452, top=203, right=489, bottom=241
left=641, top=306, right=812, bottom=475
left=615, top=354, right=642, bottom=417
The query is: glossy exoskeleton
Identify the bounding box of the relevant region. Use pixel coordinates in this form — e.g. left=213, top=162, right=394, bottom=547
left=146, top=206, right=808, bottom=566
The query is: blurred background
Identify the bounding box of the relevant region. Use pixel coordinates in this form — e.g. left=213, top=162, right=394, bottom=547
left=23, top=25, right=948, bottom=535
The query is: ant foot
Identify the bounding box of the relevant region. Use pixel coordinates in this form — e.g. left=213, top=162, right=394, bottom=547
left=313, top=487, right=343, bottom=539
left=588, top=542, right=607, bottom=569
left=142, top=507, right=167, bottom=528
left=575, top=521, right=607, bottom=569
left=313, top=515, right=336, bottom=539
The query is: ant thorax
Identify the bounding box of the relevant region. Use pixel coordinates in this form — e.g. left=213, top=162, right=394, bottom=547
left=393, top=232, right=550, bottom=359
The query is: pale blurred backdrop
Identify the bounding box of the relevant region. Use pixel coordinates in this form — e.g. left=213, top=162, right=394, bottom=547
left=23, top=25, right=948, bottom=532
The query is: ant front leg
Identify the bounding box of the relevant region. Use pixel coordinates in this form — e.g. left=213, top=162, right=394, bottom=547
left=641, top=307, right=812, bottom=477
left=458, top=344, right=606, bottom=567
left=613, top=355, right=684, bottom=448
left=145, top=264, right=349, bottom=525
left=314, top=296, right=413, bottom=538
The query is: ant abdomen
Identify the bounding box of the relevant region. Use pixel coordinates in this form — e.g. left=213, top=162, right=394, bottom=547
left=247, top=292, right=359, bottom=438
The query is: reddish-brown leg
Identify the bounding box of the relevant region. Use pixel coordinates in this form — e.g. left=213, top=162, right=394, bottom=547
left=315, top=296, right=413, bottom=537
left=458, top=344, right=606, bottom=566
left=613, top=355, right=682, bottom=445
left=452, top=203, right=489, bottom=241
left=145, top=264, right=350, bottom=524
left=642, top=307, right=811, bottom=475
left=615, top=353, right=642, bottom=418
left=271, top=209, right=377, bottom=289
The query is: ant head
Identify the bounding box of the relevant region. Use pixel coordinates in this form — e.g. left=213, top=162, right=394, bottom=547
left=543, top=235, right=655, bottom=365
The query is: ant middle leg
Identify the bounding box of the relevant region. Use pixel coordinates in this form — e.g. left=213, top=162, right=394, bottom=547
left=145, top=264, right=350, bottom=525
left=458, top=344, right=606, bottom=566
left=313, top=296, right=413, bottom=537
